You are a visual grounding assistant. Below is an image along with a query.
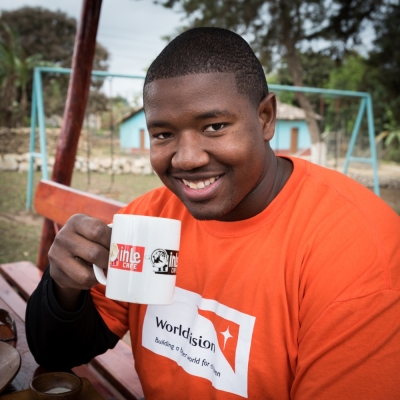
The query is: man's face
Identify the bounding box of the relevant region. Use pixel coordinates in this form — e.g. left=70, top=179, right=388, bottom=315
left=144, top=72, right=276, bottom=221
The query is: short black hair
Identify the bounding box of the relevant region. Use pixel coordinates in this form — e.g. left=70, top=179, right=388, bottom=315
left=144, top=27, right=268, bottom=108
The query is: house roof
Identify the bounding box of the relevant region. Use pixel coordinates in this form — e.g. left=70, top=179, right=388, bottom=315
left=119, top=107, right=143, bottom=124
left=276, top=101, right=322, bottom=121
left=120, top=101, right=321, bottom=124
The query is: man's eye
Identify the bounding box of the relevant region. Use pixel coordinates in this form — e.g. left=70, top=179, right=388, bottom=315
left=153, top=132, right=172, bottom=139
left=204, top=123, right=225, bottom=132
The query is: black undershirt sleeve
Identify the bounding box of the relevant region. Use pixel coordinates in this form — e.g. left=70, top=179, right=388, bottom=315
left=25, top=266, right=119, bottom=371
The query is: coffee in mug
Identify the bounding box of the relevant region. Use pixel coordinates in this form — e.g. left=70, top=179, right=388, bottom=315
left=93, top=214, right=181, bottom=304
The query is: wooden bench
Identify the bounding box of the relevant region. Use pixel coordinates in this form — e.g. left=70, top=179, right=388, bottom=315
left=0, top=180, right=145, bottom=400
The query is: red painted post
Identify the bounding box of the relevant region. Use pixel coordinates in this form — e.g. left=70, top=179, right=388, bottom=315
left=37, top=0, right=103, bottom=270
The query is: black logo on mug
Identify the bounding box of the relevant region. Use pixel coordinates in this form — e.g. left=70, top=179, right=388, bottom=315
left=151, top=249, right=179, bottom=275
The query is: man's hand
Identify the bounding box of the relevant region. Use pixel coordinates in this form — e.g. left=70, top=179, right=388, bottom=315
left=48, top=214, right=112, bottom=311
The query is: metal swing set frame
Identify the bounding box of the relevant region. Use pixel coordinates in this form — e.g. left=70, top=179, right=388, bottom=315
left=25, top=57, right=380, bottom=212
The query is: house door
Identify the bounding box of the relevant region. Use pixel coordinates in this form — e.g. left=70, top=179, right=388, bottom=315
left=140, top=129, right=145, bottom=153
left=290, top=127, right=299, bottom=154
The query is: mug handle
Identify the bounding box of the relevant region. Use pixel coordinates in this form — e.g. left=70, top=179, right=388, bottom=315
left=93, top=223, right=113, bottom=286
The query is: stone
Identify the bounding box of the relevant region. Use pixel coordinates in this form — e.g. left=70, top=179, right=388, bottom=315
left=99, top=158, right=112, bottom=168
left=88, top=160, right=99, bottom=171
left=142, top=164, right=153, bottom=175
left=47, top=156, right=55, bottom=167
left=122, top=160, right=132, bottom=173
left=131, top=165, right=143, bottom=175
left=133, top=158, right=147, bottom=168
left=2, top=154, right=19, bottom=171
left=19, top=161, right=30, bottom=172
left=20, top=152, right=31, bottom=162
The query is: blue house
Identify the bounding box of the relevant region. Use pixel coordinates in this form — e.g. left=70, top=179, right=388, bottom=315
left=271, top=101, right=314, bottom=156
left=119, top=108, right=150, bottom=153
left=119, top=102, right=314, bottom=155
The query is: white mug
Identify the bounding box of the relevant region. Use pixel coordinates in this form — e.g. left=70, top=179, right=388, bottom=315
left=93, top=214, right=181, bottom=304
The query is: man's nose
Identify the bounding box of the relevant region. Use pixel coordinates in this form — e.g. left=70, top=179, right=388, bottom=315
left=171, top=131, right=210, bottom=170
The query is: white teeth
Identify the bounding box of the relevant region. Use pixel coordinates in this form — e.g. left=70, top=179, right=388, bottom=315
left=182, top=176, right=220, bottom=190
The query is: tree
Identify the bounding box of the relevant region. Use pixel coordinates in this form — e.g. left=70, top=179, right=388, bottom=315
left=368, top=2, right=400, bottom=127
left=0, top=23, right=43, bottom=126
left=158, top=0, right=382, bottom=151
left=0, top=7, right=109, bottom=125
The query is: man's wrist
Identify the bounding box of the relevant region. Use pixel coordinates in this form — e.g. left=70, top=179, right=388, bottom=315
left=50, top=279, right=87, bottom=315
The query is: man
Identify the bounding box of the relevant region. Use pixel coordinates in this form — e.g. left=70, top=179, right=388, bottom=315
left=26, top=27, right=400, bottom=399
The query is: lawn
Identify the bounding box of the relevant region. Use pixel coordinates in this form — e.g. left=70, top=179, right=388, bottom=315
left=0, top=171, right=163, bottom=265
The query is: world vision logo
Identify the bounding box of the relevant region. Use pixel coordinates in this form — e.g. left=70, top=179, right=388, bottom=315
left=109, top=243, right=145, bottom=272
left=197, top=309, right=240, bottom=372
left=151, top=249, right=179, bottom=275
left=142, top=288, right=256, bottom=398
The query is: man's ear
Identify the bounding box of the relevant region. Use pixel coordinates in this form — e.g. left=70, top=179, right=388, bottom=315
left=258, top=92, right=277, bottom=142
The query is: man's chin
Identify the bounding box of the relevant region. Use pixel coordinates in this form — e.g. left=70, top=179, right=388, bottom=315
left=167, top=184, right=232, bottom=221
left=183, top=201, right=230, bottom=221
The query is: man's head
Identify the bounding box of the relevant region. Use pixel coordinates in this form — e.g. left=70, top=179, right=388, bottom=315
left=144, top=28, right=281, bottom=222
left=144, top=27, right=268, bottom=109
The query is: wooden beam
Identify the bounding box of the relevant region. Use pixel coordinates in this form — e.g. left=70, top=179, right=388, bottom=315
left=37, top=0, right=103, bottom=270
left=52, top=0, right=103, bottom=186
left=34, top=180, right=126, bottom=227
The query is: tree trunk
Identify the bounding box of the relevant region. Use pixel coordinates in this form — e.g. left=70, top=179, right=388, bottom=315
left=280, top=31, right=326, bottom=165
left=284, top=44, right=321, bottom=145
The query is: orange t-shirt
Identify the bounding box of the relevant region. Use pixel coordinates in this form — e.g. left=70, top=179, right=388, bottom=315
left=92, top=157, right=400, bottom=399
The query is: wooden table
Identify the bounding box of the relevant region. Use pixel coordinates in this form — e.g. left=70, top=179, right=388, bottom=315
left=0, top=275, right=129, bottom=399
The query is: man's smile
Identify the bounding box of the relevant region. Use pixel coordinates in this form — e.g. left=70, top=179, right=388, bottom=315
left=173, top=174, right=225, bottom=204
left=181, top=176, right=221, bottom=190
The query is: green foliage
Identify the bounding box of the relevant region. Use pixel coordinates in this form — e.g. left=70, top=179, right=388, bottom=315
left=368, top=2, right=400, bottom=127
left=0, top=6, right=110, bottom=126
left=327, top=53, right=365, bottom=92
left=0, top=23, right=44, bottom=126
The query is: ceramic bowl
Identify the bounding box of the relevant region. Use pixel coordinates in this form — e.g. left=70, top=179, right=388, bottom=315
left=29, top=372, right=82, bottom=400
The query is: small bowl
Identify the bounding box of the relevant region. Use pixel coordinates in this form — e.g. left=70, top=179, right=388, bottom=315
left=30, top=372, right=82, bottom=400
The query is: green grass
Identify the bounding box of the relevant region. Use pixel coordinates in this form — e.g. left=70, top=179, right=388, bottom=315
left=0, top=171, right=163, bottom=265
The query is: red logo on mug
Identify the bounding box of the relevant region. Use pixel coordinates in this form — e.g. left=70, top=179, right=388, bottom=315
left=109, top=243, right=145, bottom=272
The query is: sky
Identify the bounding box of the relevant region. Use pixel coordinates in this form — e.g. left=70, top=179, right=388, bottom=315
left=0, top=0, right=183, bottom=102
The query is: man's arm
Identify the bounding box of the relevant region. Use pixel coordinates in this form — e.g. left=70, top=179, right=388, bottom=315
left=25, top=214, right=121, bottom=370
left=26, top=266, right=119, bottom=370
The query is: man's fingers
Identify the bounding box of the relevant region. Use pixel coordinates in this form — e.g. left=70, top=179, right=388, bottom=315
left=51, top=218, right=111, bottom=271
left=68, top=214, right=112, bottom=249
left=48, top=214, right=112, bottom=291
left=49, top=253, right=99, bottom=290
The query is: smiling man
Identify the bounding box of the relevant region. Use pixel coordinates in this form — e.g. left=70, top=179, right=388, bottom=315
left=26, top=28, right=400, bottom=399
